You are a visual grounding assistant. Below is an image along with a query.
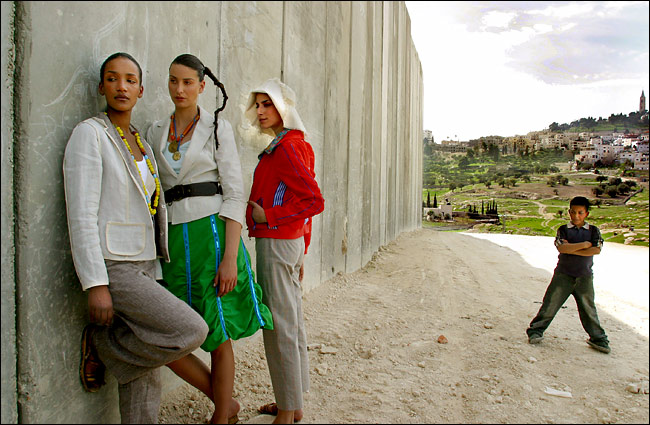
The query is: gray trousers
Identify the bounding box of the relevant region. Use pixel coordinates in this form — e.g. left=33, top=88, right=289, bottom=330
left=256, top=238, right=309, bottom=411
left=93, top=260, right=208, bottom=423
left=527, top=271, right=608, bottom=342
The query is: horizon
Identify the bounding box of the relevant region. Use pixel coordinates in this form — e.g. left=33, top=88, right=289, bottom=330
left=426, top=105, right=649, bottom=143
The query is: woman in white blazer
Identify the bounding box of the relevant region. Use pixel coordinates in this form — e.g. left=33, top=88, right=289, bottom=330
left=63, top=52, right=208, bottom=424
left=146, top=53, right=273, bottom=424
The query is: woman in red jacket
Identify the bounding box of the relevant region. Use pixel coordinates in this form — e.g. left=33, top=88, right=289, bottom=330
left=245, top=78, right=324, bottom=424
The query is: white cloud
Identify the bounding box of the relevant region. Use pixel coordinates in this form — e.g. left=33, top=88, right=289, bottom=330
left=481, top=10, right=516, bottom=29
left=528, top=3, right=595, bottom=19
left=532, top=23, right=553, bottom=34
left=405, top=1, right=649, bottom=142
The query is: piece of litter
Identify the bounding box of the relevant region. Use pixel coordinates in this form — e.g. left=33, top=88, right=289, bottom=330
left=544, top=387, right=572, bottom=398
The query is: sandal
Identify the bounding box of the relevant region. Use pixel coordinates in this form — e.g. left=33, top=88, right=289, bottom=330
left=80, top=324, right=106, bottom=392
left=228, top=414, right=239, bottom=424
left=257, top=403, right=301, bottom=422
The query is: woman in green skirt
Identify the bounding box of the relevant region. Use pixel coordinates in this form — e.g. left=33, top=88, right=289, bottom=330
left=146, top=54, right=273, bottom=424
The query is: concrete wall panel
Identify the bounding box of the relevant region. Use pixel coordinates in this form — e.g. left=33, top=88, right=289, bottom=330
left=1, top=3, right=18, bottom=424
left=361, top=1, right=384, bottom=265
left=344, top=1, right=368, bottom=273
left=320, top=1, right=351, bottom=282
left=219, top=0, right=283, bottom=204
left=282, top=1, right=327, bottom=292
left=379, top=2, right=390, bottom=247
left=1, top=1, right=422, bottom=422
left=12, top=2, right=223, bottom=423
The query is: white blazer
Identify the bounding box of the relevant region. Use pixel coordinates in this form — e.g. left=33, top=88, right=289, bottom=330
left=146, top=105, right=246, bottom=226
left=63, top=113, right=169, bottom=291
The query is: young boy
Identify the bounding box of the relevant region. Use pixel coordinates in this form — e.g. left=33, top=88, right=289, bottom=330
left=526, top=196, right=610, bottom=353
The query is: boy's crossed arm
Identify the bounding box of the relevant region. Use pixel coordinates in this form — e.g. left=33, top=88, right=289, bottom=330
left=556, top=239, right=601, bottom=256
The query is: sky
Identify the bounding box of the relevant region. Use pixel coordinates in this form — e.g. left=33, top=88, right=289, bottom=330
left=405, top=1, right=649, bottom=142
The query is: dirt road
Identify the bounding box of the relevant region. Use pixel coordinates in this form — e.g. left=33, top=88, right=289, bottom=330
left=160, top=229, right=649, bottom=424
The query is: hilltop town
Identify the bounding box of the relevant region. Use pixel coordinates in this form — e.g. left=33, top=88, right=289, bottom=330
left=424, top=91, right=649, bottom=172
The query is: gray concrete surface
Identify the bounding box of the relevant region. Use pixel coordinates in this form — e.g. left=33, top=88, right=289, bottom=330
left=1, top=1, right=422, bottom=423
left=2, top=2, right=18, bottom=424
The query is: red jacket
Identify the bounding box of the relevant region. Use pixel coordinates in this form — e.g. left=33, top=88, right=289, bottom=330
left=246, top=130, right=324, bottom=253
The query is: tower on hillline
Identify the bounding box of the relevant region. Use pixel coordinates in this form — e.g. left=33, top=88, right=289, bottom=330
left=641, top=90, right=646, bottom=113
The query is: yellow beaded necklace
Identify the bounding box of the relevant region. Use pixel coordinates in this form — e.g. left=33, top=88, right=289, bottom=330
left=107, top=115, right=160, bottom=215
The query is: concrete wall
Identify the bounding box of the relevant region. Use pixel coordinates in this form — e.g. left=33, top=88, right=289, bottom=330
left=0, top=1, right=422, bottom=423
left=2, top=2, right=18, bottom=424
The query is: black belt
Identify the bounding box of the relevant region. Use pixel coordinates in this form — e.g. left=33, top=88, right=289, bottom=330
left=164, top=182, right=222, bottom=204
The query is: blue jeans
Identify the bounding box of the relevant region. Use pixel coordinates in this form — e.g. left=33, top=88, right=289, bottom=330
left=526, top=271, right=608, bottom=342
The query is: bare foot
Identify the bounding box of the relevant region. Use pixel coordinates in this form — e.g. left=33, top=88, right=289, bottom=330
left=211, top=398, right=240, bottom=424
left=273, top=408, right=303, bottom=424
left=229, top=398, right=240, bottom=418
left=259, top=403, right=303, bottom=422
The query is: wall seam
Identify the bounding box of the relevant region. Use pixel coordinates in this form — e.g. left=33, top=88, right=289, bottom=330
left=12, top=1, right=27, bottom=422
left=218, top=1, right=223, bottom=82
left=319, top=1, right=330, bottom=278
left=345, top=1, right=353, bottom=272
left=281, top=1, right=286, bottom=80
left=4, top=1, right=18, bottom=423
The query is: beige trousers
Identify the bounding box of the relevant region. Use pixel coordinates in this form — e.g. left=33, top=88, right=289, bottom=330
left=93, top=260, right=208, bottom=423
left=256, top=238, right=309, bottom=411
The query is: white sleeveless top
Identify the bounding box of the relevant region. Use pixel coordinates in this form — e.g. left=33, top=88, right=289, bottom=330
left=136, top=158, right=156, bottom=202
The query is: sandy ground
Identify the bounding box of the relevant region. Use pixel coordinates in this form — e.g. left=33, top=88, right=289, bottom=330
left=159, top=229, right=649, bottom=424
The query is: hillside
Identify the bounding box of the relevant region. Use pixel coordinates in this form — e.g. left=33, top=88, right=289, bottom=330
left=423, top=165, right=650, bottom=247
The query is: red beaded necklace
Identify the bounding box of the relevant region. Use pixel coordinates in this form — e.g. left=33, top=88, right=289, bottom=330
left=168, top=108, right=200, bottom=161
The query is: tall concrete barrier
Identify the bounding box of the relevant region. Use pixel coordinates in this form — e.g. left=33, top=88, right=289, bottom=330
left=1, top=1, right=422, bottom=422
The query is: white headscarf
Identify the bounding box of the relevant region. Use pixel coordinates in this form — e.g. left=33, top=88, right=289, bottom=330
left=245, top=78, right=307, bottom=137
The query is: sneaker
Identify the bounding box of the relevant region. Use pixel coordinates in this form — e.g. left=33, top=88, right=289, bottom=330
left=528, top=334, right=544, bottom=344
left=586, top=339, right=611, bottom=354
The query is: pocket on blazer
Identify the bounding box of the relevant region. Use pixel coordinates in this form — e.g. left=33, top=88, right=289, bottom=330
left=105, top=222, right=146, bottom=255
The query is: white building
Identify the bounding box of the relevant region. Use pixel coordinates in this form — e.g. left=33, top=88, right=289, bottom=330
left=423, top=204, right=453, bottom=220
left=618, top=150, right=642, bottom=164
left=634, top=154, right=649, bottom=170
left=423, top=129, right=433, bottom=144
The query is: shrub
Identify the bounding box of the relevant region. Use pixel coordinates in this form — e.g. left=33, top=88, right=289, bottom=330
left=605, top=185, right=618, bottom=198
left=617, top=183, right=630, bottom=194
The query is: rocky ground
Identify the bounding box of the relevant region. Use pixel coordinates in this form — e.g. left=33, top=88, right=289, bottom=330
left=159, top=229, right=649, bottom=424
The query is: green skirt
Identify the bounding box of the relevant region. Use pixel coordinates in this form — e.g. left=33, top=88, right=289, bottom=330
left=161, top=214, right=273, bottom=352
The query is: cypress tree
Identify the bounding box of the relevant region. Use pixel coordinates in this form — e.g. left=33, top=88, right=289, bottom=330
left=433, top=194, right=438, bottom=208
left=427, top=190, right=431, bottom=208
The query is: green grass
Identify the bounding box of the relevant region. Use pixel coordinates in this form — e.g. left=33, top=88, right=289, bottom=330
left=422, top=172, right=649, bottom=247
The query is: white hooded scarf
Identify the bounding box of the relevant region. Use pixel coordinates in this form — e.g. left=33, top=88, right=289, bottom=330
left=245, top=78, right=307, bottom=138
